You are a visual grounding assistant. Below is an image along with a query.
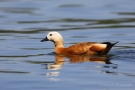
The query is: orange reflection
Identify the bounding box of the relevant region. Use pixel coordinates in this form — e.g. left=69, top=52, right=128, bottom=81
left=46, top=55, right=111, bottom=70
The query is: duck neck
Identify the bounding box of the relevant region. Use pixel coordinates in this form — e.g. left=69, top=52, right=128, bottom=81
left=54, top=41, right=64, bottom=48
left=54, top=41, right=65, bottom=54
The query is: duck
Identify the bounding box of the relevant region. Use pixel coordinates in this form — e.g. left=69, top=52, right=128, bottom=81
left=40, top=31, right=118, bottom=56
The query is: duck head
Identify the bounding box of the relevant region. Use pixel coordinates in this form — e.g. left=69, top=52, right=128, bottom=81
left=40, top=31, right=64, bottom=47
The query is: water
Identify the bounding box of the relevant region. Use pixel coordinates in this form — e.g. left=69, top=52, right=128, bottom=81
left=0, top=0, right=135, bottom=90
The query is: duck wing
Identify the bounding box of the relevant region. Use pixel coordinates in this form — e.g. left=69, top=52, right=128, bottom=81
left=66, top=42, right=98, bottom=55
left=66, top=42, right=118, bottom=55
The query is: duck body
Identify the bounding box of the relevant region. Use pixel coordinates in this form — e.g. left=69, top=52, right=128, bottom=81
left=41, top=31, right=118, bottom=56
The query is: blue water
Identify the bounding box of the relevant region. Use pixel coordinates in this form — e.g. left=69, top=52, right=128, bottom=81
left=0, top=0, right=135, bottom=90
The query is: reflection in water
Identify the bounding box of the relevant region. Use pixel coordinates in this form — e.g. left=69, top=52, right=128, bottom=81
left=45, top=55, right=112, bottom=70
left=0, top=7, right=37, bottom=14
left=46, top=72, right=60, bottom=76
left=44, top=53, right=135, bottom=79
left=100, top=70, right=135, bottom=77
left=0, top=70, right=29, bottom=74
left=46, top=55, right=64, bottom=70
left=0, top=16, right=135, bottom=34
left=59, top=4, right=83, bottom=8
left=0, top=0, right=134, bottom=88
left=45, top=55, right=112, bottom=78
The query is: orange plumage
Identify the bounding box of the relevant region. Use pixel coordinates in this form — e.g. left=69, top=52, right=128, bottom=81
left=41, top=31, right=118, bottom=56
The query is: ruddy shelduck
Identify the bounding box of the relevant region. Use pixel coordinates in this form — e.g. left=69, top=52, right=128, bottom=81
left=41, top=31, right=118, bottom=56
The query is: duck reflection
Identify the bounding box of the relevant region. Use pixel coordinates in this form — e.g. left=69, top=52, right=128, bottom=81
left=45, top=55, right=112, bottom=80
left=46, top=55, right=64, bottom=70
left=46, top=55, right=112, bottom=70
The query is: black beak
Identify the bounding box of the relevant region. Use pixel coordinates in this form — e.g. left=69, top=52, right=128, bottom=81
left=40, top=37, right=49, bottom=42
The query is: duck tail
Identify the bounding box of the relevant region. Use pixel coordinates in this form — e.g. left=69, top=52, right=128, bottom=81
left=111, top=41, right=119, bottom=46
left=101, top=41, right=118, bottom=47
left=101, top=41, right=118, bottom=55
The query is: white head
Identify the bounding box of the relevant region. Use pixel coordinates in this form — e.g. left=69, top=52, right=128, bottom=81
left=41, top=31, right=64, bottom=46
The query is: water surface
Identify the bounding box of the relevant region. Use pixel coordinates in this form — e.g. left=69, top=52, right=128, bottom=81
left=0, top=0, right=135, bottom=90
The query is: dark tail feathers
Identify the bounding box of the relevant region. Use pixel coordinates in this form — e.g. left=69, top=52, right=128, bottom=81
left=101, top=41, right=118, bottom=55
left=101, top=41, right=119, bottom=47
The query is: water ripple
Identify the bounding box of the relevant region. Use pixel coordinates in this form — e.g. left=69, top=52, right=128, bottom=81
left=0, top=70, right=29, bottom=74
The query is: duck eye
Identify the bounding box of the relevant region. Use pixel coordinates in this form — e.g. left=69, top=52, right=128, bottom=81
left=50, top=34, right=52, bottom=36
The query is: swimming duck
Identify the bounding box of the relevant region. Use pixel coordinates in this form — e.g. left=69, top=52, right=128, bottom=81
left=40, top=31, right=118, bottom=56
